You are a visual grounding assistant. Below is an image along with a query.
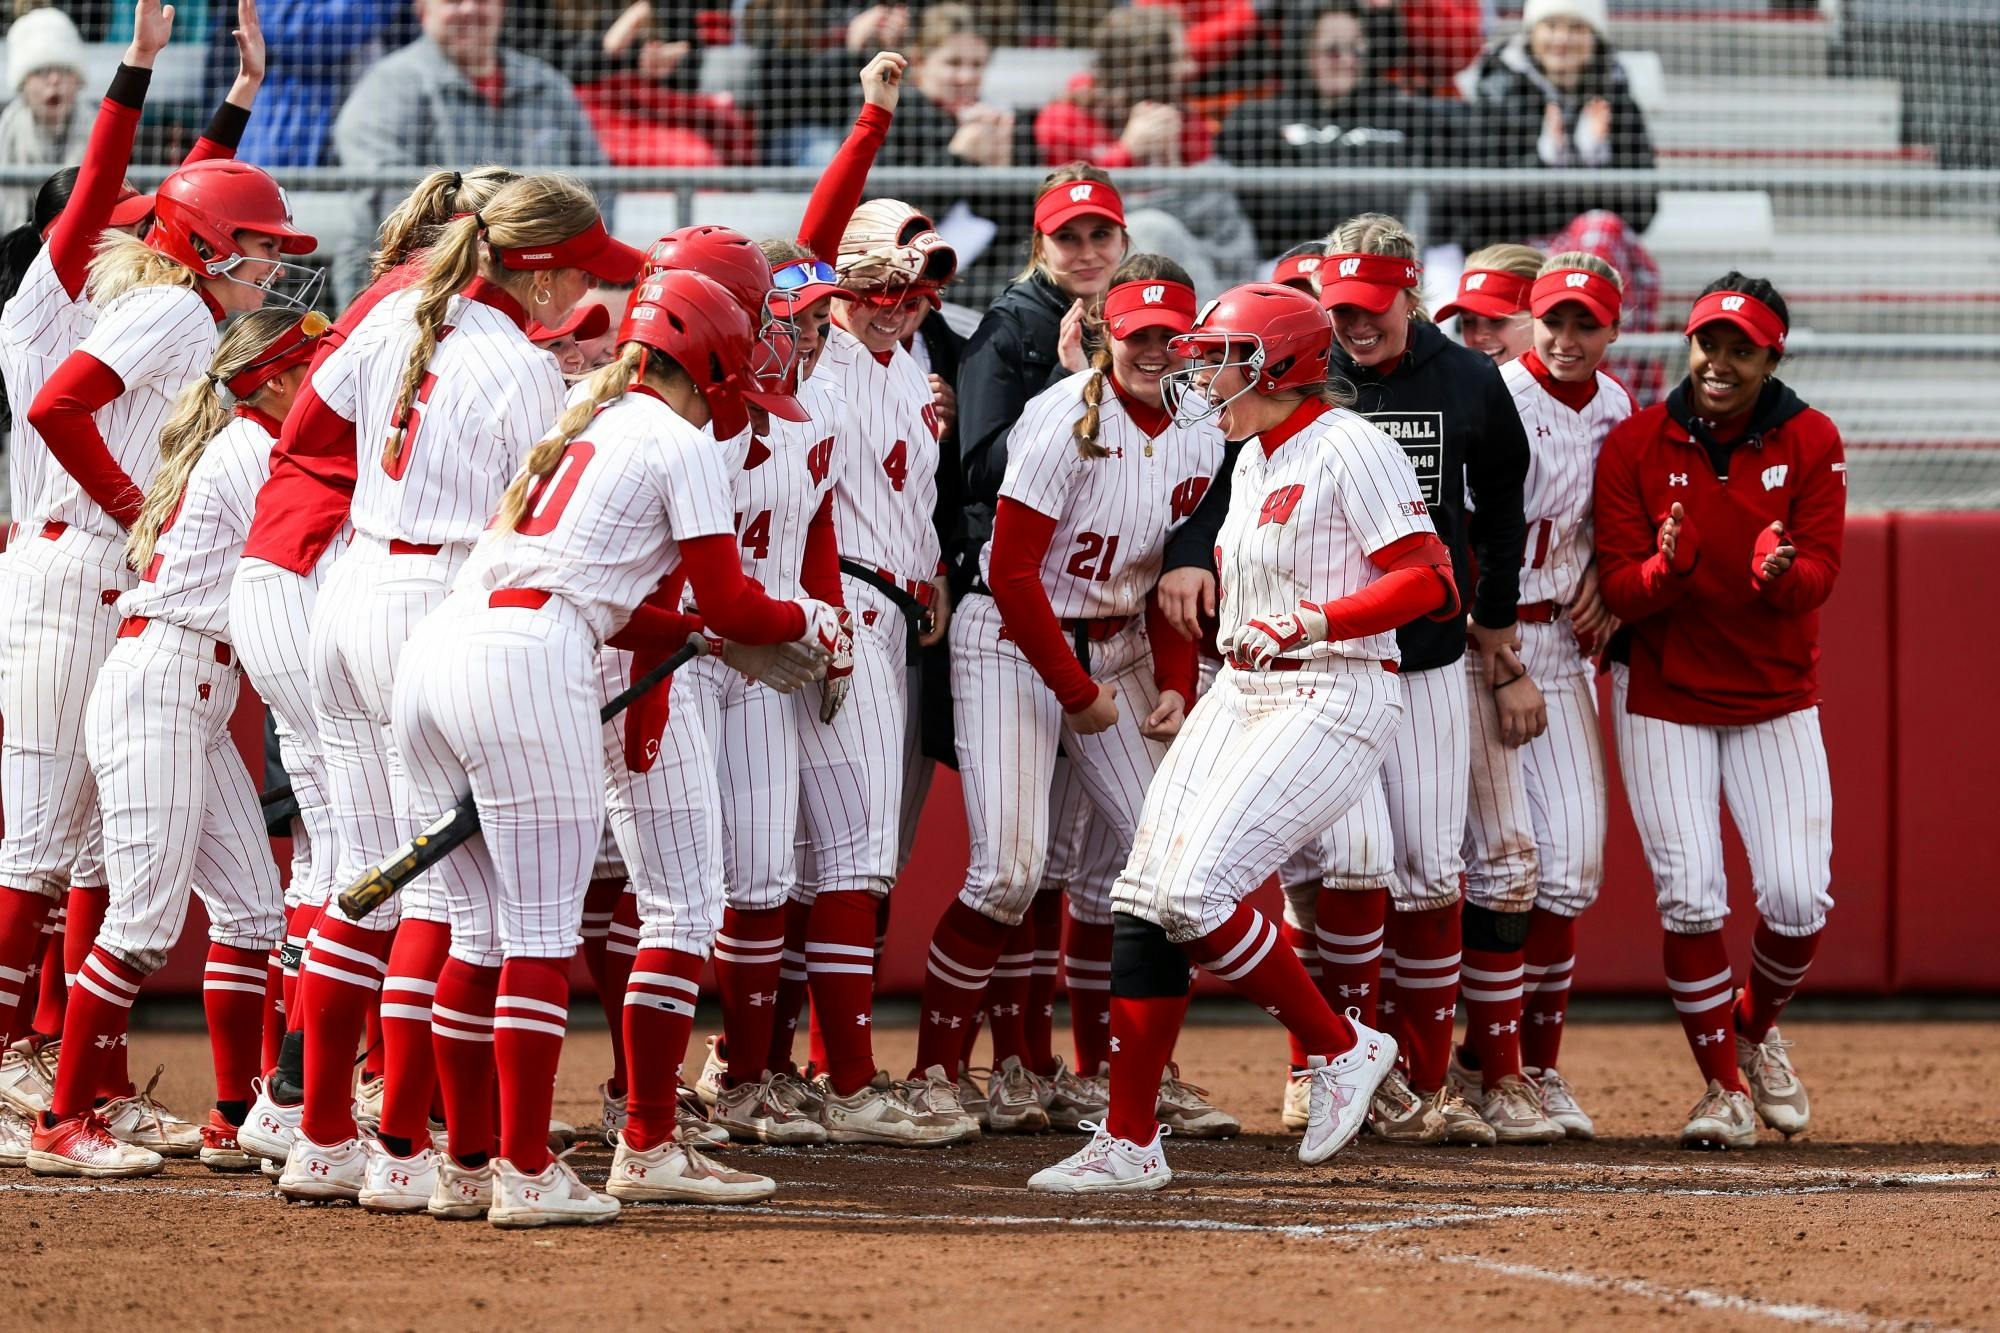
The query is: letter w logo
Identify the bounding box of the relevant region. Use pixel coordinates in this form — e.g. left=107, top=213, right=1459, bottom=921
left=1258, top=484, right=1306, bottom=527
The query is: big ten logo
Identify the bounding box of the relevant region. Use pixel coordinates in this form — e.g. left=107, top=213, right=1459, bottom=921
left=806, top=435, right=834, bottom=486
left=1257, top=483, right=1306, bottom=527
left=1170, top=475, right=1210, bottom=522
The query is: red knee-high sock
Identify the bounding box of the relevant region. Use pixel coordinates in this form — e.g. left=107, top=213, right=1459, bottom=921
left=377, top=919, right=452, bottom=1145
left=714, top=905, right=785, bottom=1087
left=49, top=946, right=145, bottom=1120
left=1106, top=993, right=1187, bottom=1144
left=28, top=902, right=65, bottom=1041
left=1282, top=916, right=1318, bottom=1068
left=1062, top=909, right=1113, bottom=1073
left=768, top=897, right=812, bottom=1074
left=911, top=899, right=1009, bottom=1077
left=1312, top=888, right=1387, bottom=1029
left=807, top=995, right=828, bottom=1075
left=495, top=956, right=569, bottom=1174
left=430, top=958, right=499, bottom=1165
left=1185, top=902, right=1356, bottom=1058
left=1662, top=928, right=1743, bottom=1091
left=623, top=947, right=701, bottom=1152
left=598, top=889, right=639, bottom=1096
left=985, top=916, right=1035, bottom=1070
left=1025, top=890, right=1062, bottom=1076
left=872, top=894, right=892, bottom=997
left=260, top=932, right=286, bottom=1075
left=297, top=917, right=392, bottom=1145
left=1460, top=946, right=1526, bottom=1089
left=805, top=891, right=881, bottom=1095
left=1388, top=905, right=1461, bottom=1093
left=577, top=876, right=623, bottom=1000
left=280, top=904, right=319, bottom=1034
left=62, top=886, right=127, bottom=1094
left=1736, top=922, right=1821, bottom=1043
left=956, top=1006, right=986, bottom=1072
left=1520, top=909, right=1577, bottom=1070
left=203, top=944, right=269, bottom=1113
left=361, top=989, right=384, bottom=1081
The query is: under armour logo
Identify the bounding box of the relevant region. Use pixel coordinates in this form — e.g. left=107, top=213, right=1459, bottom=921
left=1694, top=1028, right=1728, bottom=1046
left=1380, top=999, right=1398, bottom=1015
left=1761, top=464, right=1788, bottom=490
left=1069, top=184, right=1094, bottom=203
left=1536, top=424, right=1551, bottom=438
left=309, top=1161, right=330, bottom=1176
left=855, top=1013, right=871, bottom=1026
left=523, top=1188, right=542, bottom=1201
left=1532, top=1011, right=1564, bottom=1026
left=1141, top=284, right=1165, bottom=304
left=1336, top=983, right=1369, bottom=997
left=1435, top=1006, right=1456, bottom=1022
left=1337, top=257, right=1362, bottom=278
left=1669, top=473, right=1689, bottom=486
left=388, top=1171, right=410, bottom=1186
left=1565, top=272, right=1590, bottom=289
left=928, top=1010, right=963, bottom=1029
left=197, top=682, right=211, bottom=702
left=1488, top=1020, right=1518, bottom=1036
left=625, top=1164, right=647, bottom=1178
left=990, top=1004, right=1021, bottom=1019
left=1465, top=273, right=1487, bottom=290
left=748, top=992, right=776, bottom=1007
left=1720, top=295, right=1746, bottom=312
left=95, top=1034, right=126, bottom=1049
left=1109, top=1036, right=1121, bottom=1052
left=1263, top=1005, right=1282, bottom=1018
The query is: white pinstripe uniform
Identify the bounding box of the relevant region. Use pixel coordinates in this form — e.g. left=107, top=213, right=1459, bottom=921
left=1463, top=363, right=1631, bottom=919
left=1115, top=407, right=1430, bottom=941
left=796, top=323, right=939, bottom=901
left=84, top=411, right=283, bottom=970
left=953, top=370, right=1222, bottom=935
left=0, top=284, right=216, bottom=900
left=394, top=390, right=748, bottom=966
left=310, top=287, right=566, bottom=929
left=1041, top=759, right=1127, bottom=926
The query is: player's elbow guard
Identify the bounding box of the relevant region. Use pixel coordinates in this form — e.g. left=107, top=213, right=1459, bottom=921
left=1386, top=535, right=1461, bottom=621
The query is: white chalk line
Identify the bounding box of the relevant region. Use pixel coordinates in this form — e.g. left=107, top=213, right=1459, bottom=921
left=655, top=1201, right=1550, bottom=1237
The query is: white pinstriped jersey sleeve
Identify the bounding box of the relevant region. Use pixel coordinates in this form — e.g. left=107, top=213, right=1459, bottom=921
left=38, top=284, right=216, bottom=538
left=117, top=413, right=274, bottom=640
left=0, top=245, right=98, bottom=521
left=984, top=370, right=1225, bottom=620
left=1503, top=361, right=1634, bottom=607
left=1216, top=406, right=1435, bottom=665
left=459, top=391, right=738, bottom=643
left=818, top=323, right=940, bottom=583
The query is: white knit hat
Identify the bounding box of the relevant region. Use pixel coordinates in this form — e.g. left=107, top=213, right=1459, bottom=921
left=1521, top=0, right=1609, bottom=37
left=7, top=7, right=87, bottom=93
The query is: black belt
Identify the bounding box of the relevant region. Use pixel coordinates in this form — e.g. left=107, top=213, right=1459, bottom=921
left=841, top=559, right=934, bottom=653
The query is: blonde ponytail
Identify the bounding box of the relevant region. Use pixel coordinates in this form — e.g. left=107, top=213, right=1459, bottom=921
left=371, top=165, right=522, bottom=281
left=1071, top=340, right=1114, bottom=460
left=87, top=231, right=198, bottom=309
left=493, top=342, right=647, bottom=533
left=1067, top=251, right=1194, bottom=458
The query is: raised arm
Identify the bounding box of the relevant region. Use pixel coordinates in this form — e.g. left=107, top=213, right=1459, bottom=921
left=183, top=0, right=267, bottom=165
left=797, top=52, right=903, bottom=263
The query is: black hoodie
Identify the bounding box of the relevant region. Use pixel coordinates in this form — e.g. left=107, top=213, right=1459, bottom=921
left=1165, top=320, right=1531, bottom=672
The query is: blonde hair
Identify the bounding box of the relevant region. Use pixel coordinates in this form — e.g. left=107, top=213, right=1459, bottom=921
left=384, top=174, right=603, bottom=470
left=1540, top=250, right=1624, bottom=290
left=1324, top=212, right=1430, bottom=322
left=86, top=230, right=197, bottom=308
left=371, top=166, right=521, bottom=281
left=1465, top=242, right=1545, bottom=282
left=758, top=237, right=812, bottom=268
left=1070, top=252, right=1191, bottom=459
left=1015, top=161, right=1128, bottom=286
left=127, top=307, right=303, bottom=572
left=913, top=2, right=986, bottom=59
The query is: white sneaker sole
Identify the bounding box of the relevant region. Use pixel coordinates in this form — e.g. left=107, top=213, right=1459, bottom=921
left=277, top=1174, right=362, bottom=1202
left=823, top=1121, right=970, bottom=1147
left=359, top=1187, right=434, bottom=1214
left=1551, top=1115, right=1595, bottom=1141
left=235, top=1122, right=295, bottom=1162
left=986, top=1107, right=1050, bottom=1134
left=1028, top=1167, right=1172, bottom=1195
left=25, top=1149, right=162, bottom=1178
left=199, top=1147, right=259, bottom=1172
left=1680, top=1125, right=1758, bottom=1151
left=487, top=1204, right=619, bottom=1229
left=427, top=1196, right=489, bottom=1221
left=607, top=1176, right=776, bottom=1204
left=716, top=1116, right=828, bottom=1147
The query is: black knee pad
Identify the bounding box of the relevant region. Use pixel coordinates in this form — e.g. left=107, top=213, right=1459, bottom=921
left=1111, top=913, right=1192, bottom=998
left=1462, top=903, right=1532, bottom=953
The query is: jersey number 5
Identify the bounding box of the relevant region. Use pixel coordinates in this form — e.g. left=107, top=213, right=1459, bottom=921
left=515, top=440, right=597, bottom=536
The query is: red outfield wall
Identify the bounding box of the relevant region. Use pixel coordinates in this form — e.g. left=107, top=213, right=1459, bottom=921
left=139, top=511, right=1998, bottom=997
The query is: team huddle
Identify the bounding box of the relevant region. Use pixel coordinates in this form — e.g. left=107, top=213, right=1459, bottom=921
left=0, top=9, right=1848, bottom=1228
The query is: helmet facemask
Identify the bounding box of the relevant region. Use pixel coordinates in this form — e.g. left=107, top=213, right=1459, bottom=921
left=1162, top=334, right=1268, bottom=428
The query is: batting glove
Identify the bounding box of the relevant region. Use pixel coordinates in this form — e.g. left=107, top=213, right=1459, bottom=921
left=722, top=640, right=825, bottom=694
left=820, top=610, right=854, bottom=724
left=1235, top=602, right=1330, bottom=669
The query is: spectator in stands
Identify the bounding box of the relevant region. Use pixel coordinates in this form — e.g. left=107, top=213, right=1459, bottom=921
left=223, top=1, right=416, bottom=167
left=0, top=6, right=90, bottom=232
left=331, top=0, right=608, bottom=295
left=1462, top=0, right=1656, bottom=248
left=1216, top=0, right=1462, bottom=255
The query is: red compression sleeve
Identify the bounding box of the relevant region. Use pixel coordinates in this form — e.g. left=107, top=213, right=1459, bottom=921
left=1145, top=590, right=1198, bottom=700
left=679, top=533, right=806, bottom=643
left=606, top=598, right=705, bottom=654
left=798, top=103, right=892, bottom=263
left=50, top=68, right=149, bottom=298
left=1308, top=534, right=1458, bottom=643
left=990, top=498, right=1098, bottom=713
left=29, top=353, right=141, bottom=527
left=801, top=492, right=844, bottom=607
left=242, top=381, right=359, bottom=573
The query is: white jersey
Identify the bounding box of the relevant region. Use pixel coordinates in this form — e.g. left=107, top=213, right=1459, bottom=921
left=37, top=284, right=216, bottom=538
left=1503, top=359, right=1633, bottom=607
left=981, top=370, right=1224, bottom=620
left=456, top=389, right=736, bottom=643
left=1216, top=404, right=1435, bottom=666
left=118, top=409, right=275, bottom=640
left=0, top=247, right=98, bottom=521
left=729, top=369, right=844, bottom=600
left=818, top=323, right=939, bottom=584
left=321, top=285, right=566, bottom=548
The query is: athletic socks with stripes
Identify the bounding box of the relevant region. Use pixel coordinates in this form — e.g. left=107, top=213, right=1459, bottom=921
left=50, top=946, right=145, bottom=1120
left=1663, top=928, right=1745, bottom=1091
left=494, top=956, right=569, bottom=1174
left=202, top=943, right=269, bottom=1111
left=713, top=905, right=786, bottom=1087
left=430, top=958, right=499, bottom=1165
left=909, top=898, right=1008, bottom=1078
left=1185, top=903, right=1356, bottom=1058
left=377, top=919, right=451, bottom=1147
left=623, top=946, right=701, bottom=1152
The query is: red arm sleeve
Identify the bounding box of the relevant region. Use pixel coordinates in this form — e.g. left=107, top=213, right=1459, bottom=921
left=1035, top=101, right=1134, bottom=169
left=1309, top=533, right=1458, bottom=642
left=678, top=533, right=807, bottom=643
left=1145, top=590, right=1198, bottom=700
left=1758, top=426, right=1845, bottom=615
left=49, top=68, right=150, bottom=299
left=605, top=595, right=705, bottom=653
left=797, top=103, right=892, bottom=263
left=28, top=353, right=142, bottom=528
left=801, top=492, right=844, bottom=607
left=1593, top=418, right=1698, bottom=622
left=990, top=498, right=1099, bottom=713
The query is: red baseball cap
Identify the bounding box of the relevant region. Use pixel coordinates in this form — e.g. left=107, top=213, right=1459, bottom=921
left=1684, top=289, right=1787, bottom=354
left=493, top=218, right=645, bottom=285
left=1316, top=252, right=1422, bottom=315
left=526, top=302, right=611, bottom=346
left=1530, top=268, right=1622, bottom=325
left=1035, top=179, right=1125, bottom=235
left=1437, top=268, right=1532, bottom=322
left=1272, top=252, right=1325, bottom=292
left=1104, top=279, right=1197, bottom=338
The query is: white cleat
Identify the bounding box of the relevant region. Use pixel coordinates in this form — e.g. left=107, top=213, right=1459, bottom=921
left=0, top=1037, right=57, bottom=1116
left=1044, top=1059, right=1110, bottom=1133
left=985, top=1056, right=1051, bottom=1134
left=1298, top=1015, right=1397, bottom=1166
left=1529, top=1066, right=1596, bottom=1140
left=677, top=1086, right=730, bottom=1148
left=428, top=1157, right=494, bottom=1220
left=712, top=1077, right=828, bottom=1145
left=360, top=1142, right=438, bottom=1214
left=351, top=1075, right=385, bottom=1138
left=100, top=1069, right=201, bottom=1158
left=597, top=1082, right=629, bottom=1145
left=1027, top=1121, right=1172, bottom=1194
left=819, top=1071, right=972, bottom=1147
left=26, top=1110, right=163, bottom=1178
left=1156, top=1063, right=1240, bottom=1139
left=235, top=1077, right=302, bottom=1163
left=1680, top=1079, right=1759, bottom=1151
left=488, top=1154, right=620, bottom=1229
left=0, top=1103, right=33, bottom=1167
left=1280, top=1070, right=1312, bottom=1133
left=1736, top=1028, right=1810, bottom=1137
left=694, top=1035, right=728, bottom=1108
left=608, top=1131, right=777, bottom=1204
left=277, top=1132, right=367, bottom=1202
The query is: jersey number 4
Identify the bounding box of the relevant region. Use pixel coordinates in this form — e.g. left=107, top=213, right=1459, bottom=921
left=515, top=440, right=597, bottom=536
left=882, top=439, right=909, bottom=492
left=739, top=509, right=773, bottom=560
left=1066, top=531, right=1122, bottom=582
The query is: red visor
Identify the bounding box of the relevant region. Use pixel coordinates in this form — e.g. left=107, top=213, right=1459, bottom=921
left=527, top=302, right=611, bottom=346
left=1531, top=268, right=1622, bottom=325
left=108, top=188, right=155, bottom=229
left=494, top=218, right=645, bottom=285
left=1317, top=252, right=1422, bottom=315
left=1272, top=252, right=1325, bottom=291
left=1035, top=180, right=1126, bottom=235
left=1104, top=279, right=1197, bottom=338
left=1684, top=290, right=1786, bottom=354
left=1438, top=268, right=1533, bottom=322
left=225, top=310, right=329, bottom=399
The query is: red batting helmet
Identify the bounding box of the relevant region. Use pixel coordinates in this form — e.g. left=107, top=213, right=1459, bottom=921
left=147, top=160, right=316, bottom=275
left=1163, top=282, right=1332, bottom=423
left=642, top=224, right=800, bottom=391
left=617, top=270, right=805, bottom=440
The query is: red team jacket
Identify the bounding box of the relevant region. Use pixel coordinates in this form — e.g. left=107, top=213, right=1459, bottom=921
left=1593, top=379, right=1846, bottom=727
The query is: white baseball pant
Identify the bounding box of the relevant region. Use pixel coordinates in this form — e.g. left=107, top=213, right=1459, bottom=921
left=1610, top=665, right=1833, bottom=937
left=1041, top=758, right=1125, bottom=927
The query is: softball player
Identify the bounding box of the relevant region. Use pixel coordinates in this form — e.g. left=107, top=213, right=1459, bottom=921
left=911, top=257, right=1219, bottom=1135
left=1030, top=282, right=1457, bottom=1194
left=1594, top=274, right=1843, bottom=1150
left=395, top=269, right=837, bottom=1225
left=27, top=309, right=321, bottom=1181
left=1453, top=255, right=1633, bottom=1143
left=1438, top=244, right=1544, bottom=366
left=277, top=174, right=639, bottom=1210
left=5, top=158, right=312, bottom=1176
